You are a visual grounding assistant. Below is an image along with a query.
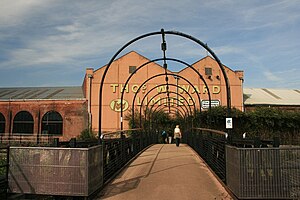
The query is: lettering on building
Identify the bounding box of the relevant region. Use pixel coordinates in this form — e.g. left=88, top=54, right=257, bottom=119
left=109, top=84, right=221, bottom=94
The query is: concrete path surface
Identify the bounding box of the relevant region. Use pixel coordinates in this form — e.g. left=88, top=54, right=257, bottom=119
left=97, top=144, right=232, bottom=200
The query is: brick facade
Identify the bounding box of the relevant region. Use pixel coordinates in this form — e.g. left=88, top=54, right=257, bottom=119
left=0, top=100, right=88, bottom=141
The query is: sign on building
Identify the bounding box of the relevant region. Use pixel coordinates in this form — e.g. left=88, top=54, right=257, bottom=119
left=201, top=100, right=220, bottom=109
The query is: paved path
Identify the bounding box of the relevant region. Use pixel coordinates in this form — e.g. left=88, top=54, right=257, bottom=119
left=97, top=144, right=232, bottom=200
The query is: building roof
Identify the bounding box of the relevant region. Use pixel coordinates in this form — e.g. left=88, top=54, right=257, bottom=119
left=244, top=88, right=300, bottom=106
left=0, top=86, right=84, bottom=100
left=0, top=85, right=299, bottom=106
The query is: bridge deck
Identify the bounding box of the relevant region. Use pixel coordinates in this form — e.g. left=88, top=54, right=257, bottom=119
left=97, top=144, right=232, bottom=200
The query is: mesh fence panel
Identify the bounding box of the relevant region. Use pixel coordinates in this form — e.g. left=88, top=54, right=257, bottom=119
left=9, top=146, right=102, bottom=197
left=188, top=128, right=227, bottom=182
left=226, top=146, right=300, bottom=199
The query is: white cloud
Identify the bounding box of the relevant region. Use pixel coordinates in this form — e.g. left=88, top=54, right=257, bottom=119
left=0, top=0, right=49, bottom=26
left=0, top=0, right=299, bottom=88
left=263, top=71, right=282, bottom=82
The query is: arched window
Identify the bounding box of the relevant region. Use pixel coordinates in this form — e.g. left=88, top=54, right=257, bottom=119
left=0, top=112, right=5, bottom=134
left=13, top=111, right=34, bottom=134
left=41, top=111, right=63, bottom=135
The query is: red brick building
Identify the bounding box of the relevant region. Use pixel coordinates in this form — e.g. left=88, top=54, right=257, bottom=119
left=0, top=87, right=87, bottom=141
left=1, top=52, right=299, bottom=141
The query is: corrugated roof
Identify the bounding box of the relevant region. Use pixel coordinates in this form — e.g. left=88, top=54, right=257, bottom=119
left=0, top=86, right=298, bottom=105
left=0, top=86, right=84, bottom=100
left=244, top=88, right=300, bottom=106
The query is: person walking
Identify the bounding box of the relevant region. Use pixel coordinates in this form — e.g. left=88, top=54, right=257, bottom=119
left=161, top=130, right=167, bottom=144
left=173, top=125, right=182, bottom=147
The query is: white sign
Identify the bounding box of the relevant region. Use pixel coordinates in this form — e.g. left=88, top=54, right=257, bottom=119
left=201, top=100, right=220, bottom=109
left=226, top=118, right=233, bottom=129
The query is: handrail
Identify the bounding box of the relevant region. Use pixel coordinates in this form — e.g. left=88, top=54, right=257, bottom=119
left=103, top=128, right=142, bottom=135
left=0, top=134, right=54, bottom=144
left=102, top=128, right=142, bottom=139
left=193, top=127, right=227, bottom=136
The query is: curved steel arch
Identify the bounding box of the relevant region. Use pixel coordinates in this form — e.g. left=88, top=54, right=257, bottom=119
left=151, top=107, right=186, bottom=127
left=143, top=89, right=194, bottom=117
left=149, top=102, right=191, bottom=132
left=143, top=95, right=192, bottom=128
left=149, top=97, right=188, bottom=120
left=131, top=73, right=200, bottom=128
left=154, top=106, right=186, bottom=119
left=139, top=83, right=196, bottom=124
left=152, top=99, right=188, bottom=117
left=143, top=94, right=193, bottom=127
left=150, top=103, right=187, bottom=123
left=145, top=98, right=188, bottom=130
left=99, top=29, right=231, bottom=139
left=149, top=108, right=186, bottom=131
left=120, top=58, right=210, bottom=129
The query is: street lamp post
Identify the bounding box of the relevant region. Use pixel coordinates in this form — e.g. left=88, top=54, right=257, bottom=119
left=174, top=75, right=180, bottom=115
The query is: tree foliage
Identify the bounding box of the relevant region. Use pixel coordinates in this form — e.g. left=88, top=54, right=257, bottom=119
left=194, top=106, right=300, bottom=144
left=77, top=128, right=96, bottom=140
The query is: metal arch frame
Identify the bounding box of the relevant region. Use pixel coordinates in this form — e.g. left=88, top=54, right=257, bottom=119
left=154, top=105, right=186, bottom=119
left=149, top=101, right=187, bottom=123
left=144, top=95, right=192, bottom=128
left=99, top=29, right=231, bottom=140
left=143, top=90, right=194, bottom=120
left=120, top=58, right=211, bottom=130
left=137, top=76, right=200, bottom=113
left=147, top=100, right=188, bottom=130
left=151, top=98, right=189, bottom=119
left=149, top=108, right=186, bottom=131
left=150, top=104, right=189, bottom=131
left=149, top=98, right=188, bottom=121
left=131, top=73, right=201, bottom=128
left=150, top=107, right=186, bottom=127
left=143, top=94, right=193, bottom=127
left=139, top=83, right=197, bottom=124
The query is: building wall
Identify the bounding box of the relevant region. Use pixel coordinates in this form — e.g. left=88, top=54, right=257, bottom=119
left=0, top=100, right=88, bottom=141
left=85, top=51, right=244, bottom=133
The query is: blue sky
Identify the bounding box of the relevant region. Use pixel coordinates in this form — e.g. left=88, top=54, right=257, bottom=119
left=0, top=0, right=299, bottom=89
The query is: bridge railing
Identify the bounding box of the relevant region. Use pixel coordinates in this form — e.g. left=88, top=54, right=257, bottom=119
left=188, top=128, right=300, bottom=199
left=226, top=145, right=300, bottom=199
left=188, top=128, right=227, bottom=182
left=0, top=134, right=55, bottom=145
left=102, top=129, right=158, bottom=184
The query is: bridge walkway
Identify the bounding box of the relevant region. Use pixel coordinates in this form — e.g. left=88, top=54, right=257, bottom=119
left=96, top=144, right=232, bottom=200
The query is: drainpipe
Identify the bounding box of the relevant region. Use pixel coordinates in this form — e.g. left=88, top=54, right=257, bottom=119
left=87, top=74, right=93, bottom=133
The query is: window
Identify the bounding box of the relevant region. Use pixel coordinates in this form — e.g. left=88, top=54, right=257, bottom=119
left=129, top=66, right=136, bottom=74
left=41, top=111, right=63, bottom=135
left=0, top=112, right=5, bottom=134
left=13, top=111, right=34, bottom=134
left=205, top=67, right=212, bottom=75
